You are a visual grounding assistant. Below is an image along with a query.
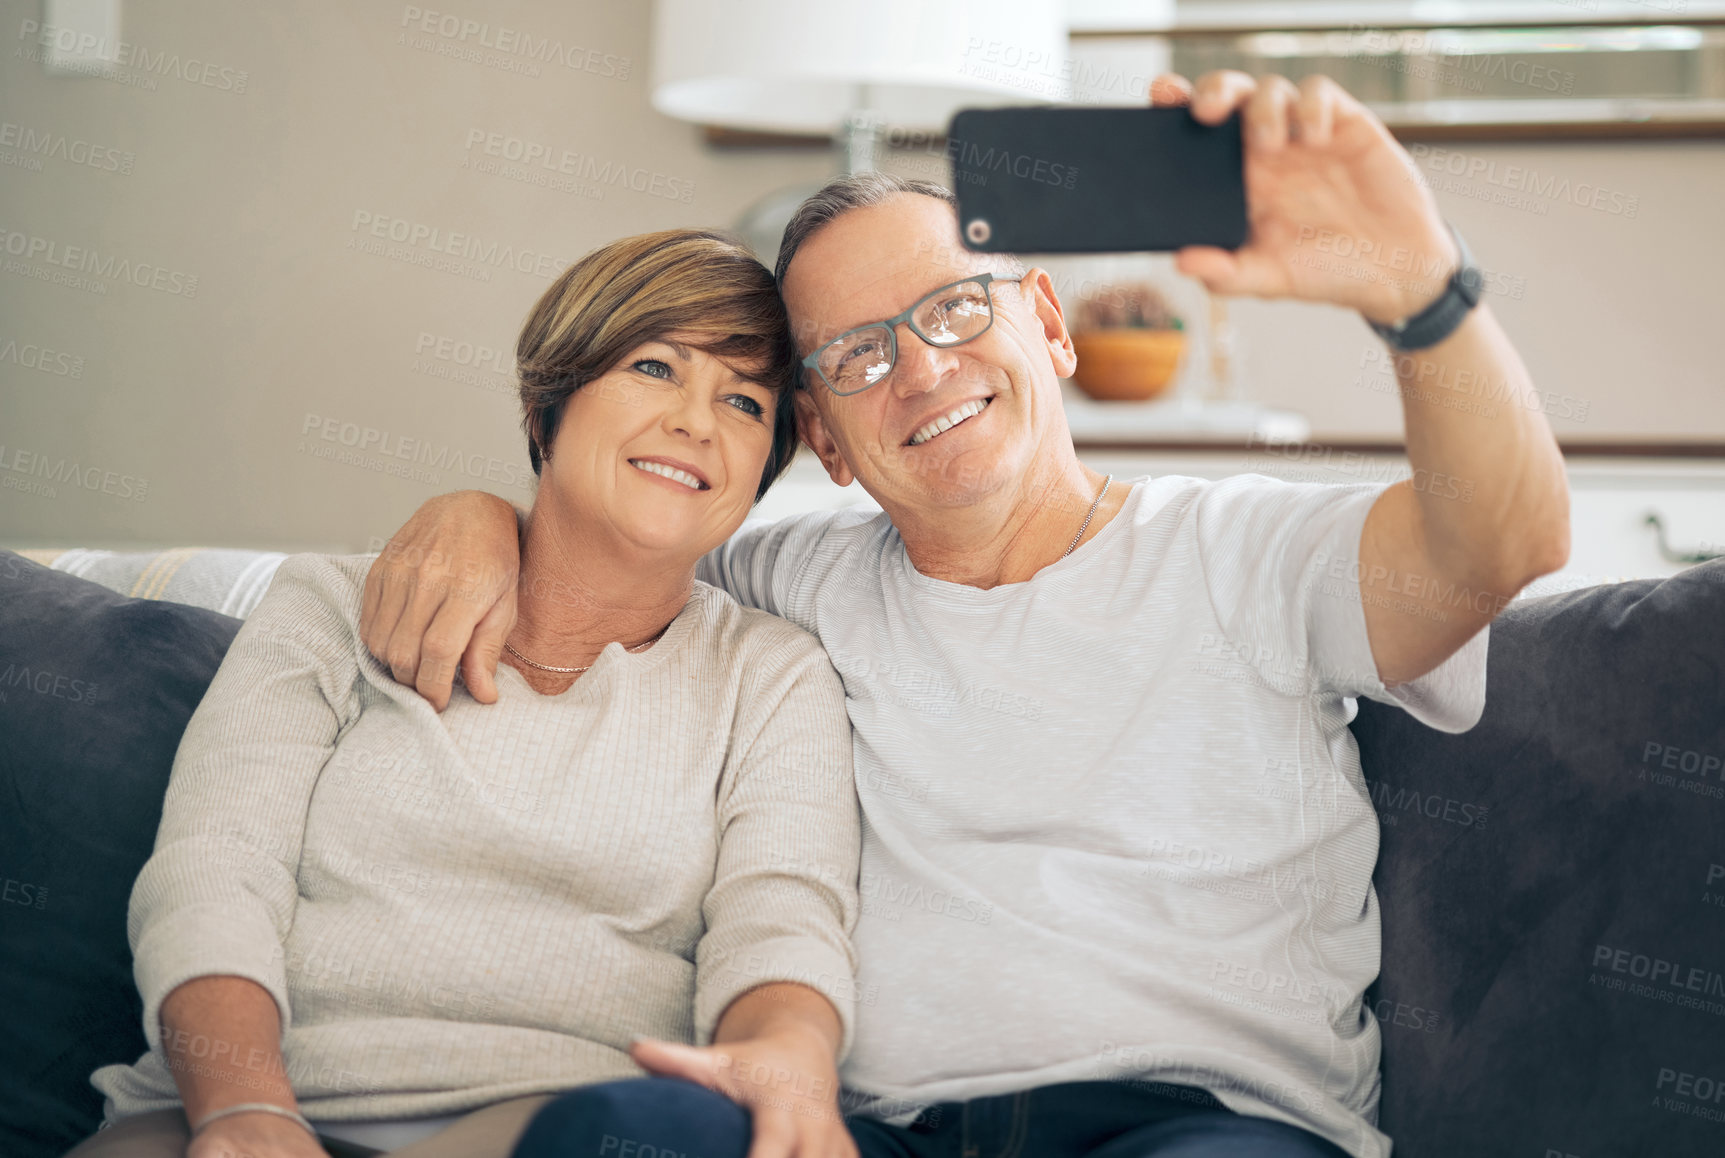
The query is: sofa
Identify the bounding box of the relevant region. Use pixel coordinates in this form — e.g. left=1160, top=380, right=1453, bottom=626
left=2, top=546, right=1721, bottom=1158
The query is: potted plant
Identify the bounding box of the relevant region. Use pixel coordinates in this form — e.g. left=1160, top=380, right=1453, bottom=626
left=1069, top=281, right=1186, bottom=402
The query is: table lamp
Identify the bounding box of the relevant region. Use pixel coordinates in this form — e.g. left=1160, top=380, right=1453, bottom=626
left=651, top=0, right=1070, bottom=257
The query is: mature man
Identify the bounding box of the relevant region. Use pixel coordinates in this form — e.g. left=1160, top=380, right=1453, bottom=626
left=361, top=72, right=1568, bottom=1158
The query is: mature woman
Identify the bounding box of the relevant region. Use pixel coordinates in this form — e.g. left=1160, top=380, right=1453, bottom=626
left=71, top=230, right=861, bottom=1158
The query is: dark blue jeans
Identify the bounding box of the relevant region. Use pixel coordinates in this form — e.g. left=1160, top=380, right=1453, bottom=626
left=510, top=1076, right=1352, bottom=1158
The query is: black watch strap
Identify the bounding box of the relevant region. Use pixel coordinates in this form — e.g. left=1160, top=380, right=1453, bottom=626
left=1367, top=222, right=1484, bottom=352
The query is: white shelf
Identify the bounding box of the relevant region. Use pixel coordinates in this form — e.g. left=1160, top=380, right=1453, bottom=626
left=1068, top=1, right=1725, bottom=33
left=1059, top=381, right=1312, bottom=443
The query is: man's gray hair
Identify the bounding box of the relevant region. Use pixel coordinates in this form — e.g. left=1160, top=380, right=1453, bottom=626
left=773, top=171, right=1027, bottom=287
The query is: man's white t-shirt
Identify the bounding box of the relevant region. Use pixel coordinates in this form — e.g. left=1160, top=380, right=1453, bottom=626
left=698, top=473, right=1490, bottom=1158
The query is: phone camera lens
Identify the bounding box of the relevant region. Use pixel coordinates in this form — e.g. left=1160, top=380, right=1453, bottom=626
left=965, top=219, right=992, bottom=245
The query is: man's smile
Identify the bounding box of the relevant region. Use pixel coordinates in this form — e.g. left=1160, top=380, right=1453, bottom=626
left=906, top=396, right=993, bottom=447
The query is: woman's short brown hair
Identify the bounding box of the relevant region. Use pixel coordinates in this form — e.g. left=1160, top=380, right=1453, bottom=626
left=517, top=229, right=799, bottom=502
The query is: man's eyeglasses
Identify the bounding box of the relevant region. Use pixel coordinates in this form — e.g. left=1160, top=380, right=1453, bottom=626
left=801, top=273, right=1000, bottom=397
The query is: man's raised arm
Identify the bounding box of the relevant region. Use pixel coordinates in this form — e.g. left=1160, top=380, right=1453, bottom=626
left=1155, top=71, right=1570, bottom=687
left=1353, top=288, right=1568, bottom=686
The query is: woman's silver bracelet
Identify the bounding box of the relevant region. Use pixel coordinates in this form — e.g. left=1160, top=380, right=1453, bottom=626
left=189, top=1101, right=319, bottom=1141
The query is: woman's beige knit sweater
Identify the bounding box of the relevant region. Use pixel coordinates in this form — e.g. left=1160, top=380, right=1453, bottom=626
left=91, top=553, right=860, bottom=1123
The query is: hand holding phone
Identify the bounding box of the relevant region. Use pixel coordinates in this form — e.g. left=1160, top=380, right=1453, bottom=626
left=952, top=72, right=1462, bottom=327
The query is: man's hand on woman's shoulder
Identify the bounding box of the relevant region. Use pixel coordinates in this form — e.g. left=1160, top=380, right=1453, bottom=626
left=360, top=489, right=522, bottom=711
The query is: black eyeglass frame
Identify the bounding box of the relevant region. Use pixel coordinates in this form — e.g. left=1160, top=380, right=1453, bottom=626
left=800, top=272, right=1001, bottom=397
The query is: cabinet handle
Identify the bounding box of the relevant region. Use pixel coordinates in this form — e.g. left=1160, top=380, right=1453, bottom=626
left=1643, top=512, right=1724, bottom=564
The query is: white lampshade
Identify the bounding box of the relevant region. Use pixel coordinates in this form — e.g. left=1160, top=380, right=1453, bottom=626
left=651, top=0, right=1071, bottom=134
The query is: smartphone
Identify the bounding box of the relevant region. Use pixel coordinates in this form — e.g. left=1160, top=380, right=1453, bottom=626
left=947, top=106, right=1248, bottom=254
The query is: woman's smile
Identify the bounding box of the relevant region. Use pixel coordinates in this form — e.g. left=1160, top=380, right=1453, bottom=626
left=627, top=456, right=711, bottom=492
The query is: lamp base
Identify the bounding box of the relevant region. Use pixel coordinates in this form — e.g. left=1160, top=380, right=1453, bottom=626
left=734, top=180, right=833, bottom=266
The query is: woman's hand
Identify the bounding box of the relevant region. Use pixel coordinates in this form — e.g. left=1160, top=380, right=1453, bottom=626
left=632, top=983, right=856, bottom=1158
left=186, top=1110, right=327, bottom=1158
left=631, top=1028, right=855, bottom=1158
left=1152, top=70, right=1459, bottom=325
left=359, top=489, right=522, bottom=711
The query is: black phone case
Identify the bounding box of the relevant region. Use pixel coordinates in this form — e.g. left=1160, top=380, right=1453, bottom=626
left=948, top=106, right=1249, bottom=254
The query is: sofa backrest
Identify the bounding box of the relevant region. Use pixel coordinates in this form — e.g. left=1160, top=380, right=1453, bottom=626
left=0, top=552, right=243, bottom=1158
left=1352, top=559, right=1725, bottom=1156
left=3, top=549, right=1721, bottom=1158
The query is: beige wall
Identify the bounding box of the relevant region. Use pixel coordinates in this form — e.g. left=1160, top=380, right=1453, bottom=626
left=3, top=1, right=1722, bottom=552
left=1215, top=138, right=1725, bottom=441
left=1, top=0, right=837, bottom=551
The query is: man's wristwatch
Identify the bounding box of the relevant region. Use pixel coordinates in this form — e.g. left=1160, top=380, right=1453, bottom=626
left=1367, top=222, right=1484, bottom=352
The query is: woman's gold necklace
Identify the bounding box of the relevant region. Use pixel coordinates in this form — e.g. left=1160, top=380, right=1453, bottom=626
left=504, top=627, right=666, bottom=676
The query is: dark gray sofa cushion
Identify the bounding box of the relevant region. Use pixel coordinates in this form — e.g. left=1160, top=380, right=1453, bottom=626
left=1354, top=559, right=1725, bottom=1157
left=0, top=551, right=242, bottom=1158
